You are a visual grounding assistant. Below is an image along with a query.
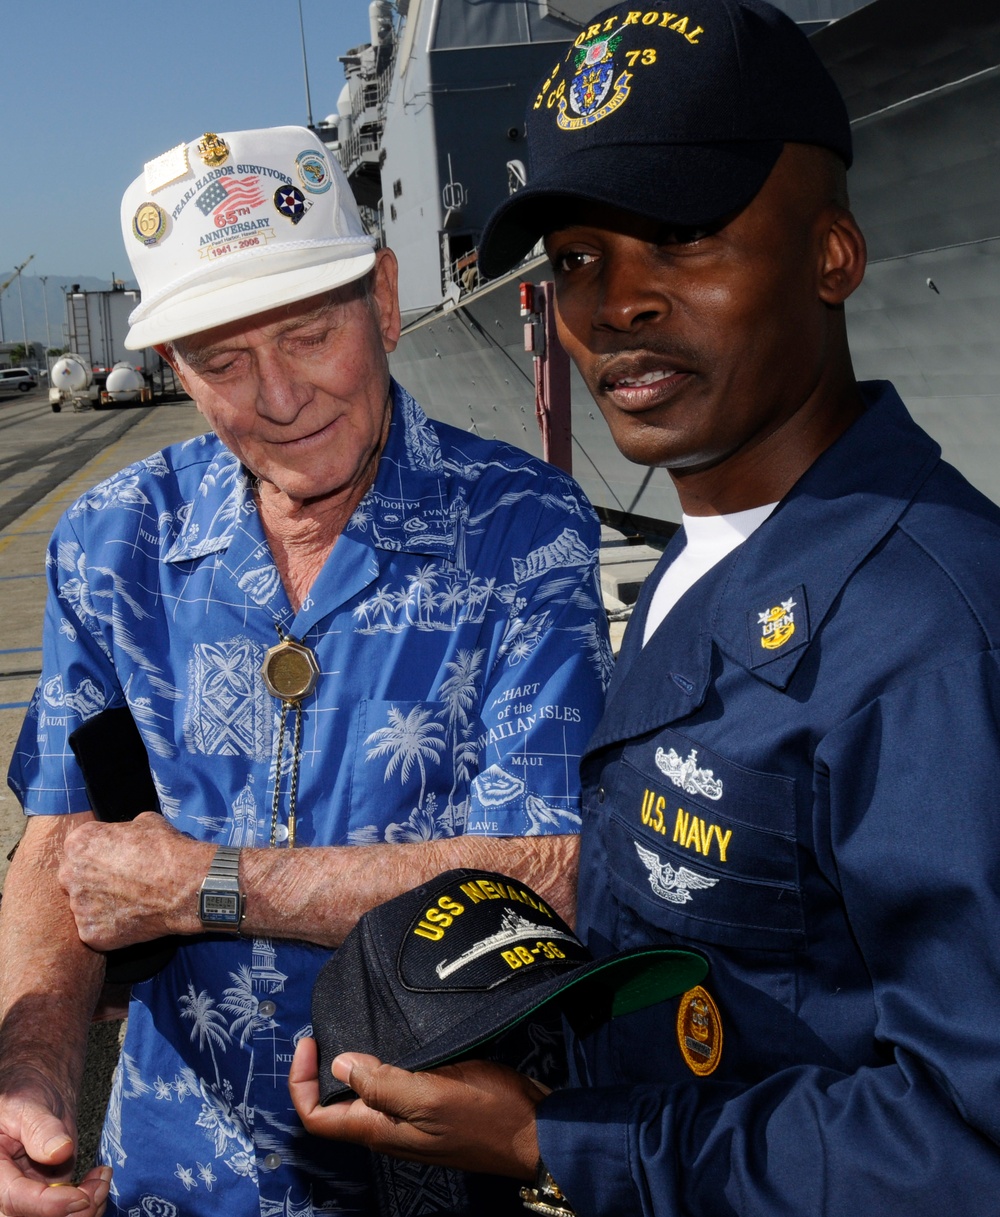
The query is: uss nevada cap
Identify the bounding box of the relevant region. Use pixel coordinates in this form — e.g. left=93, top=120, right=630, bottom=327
left=313, top=868, right=706, bottom=1103
left=120, top=126, right=376, bottom=349
left=479, top=0, right=852, bottom=278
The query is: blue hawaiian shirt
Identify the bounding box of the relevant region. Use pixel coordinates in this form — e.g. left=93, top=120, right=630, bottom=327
left=8, top=381, right=611, bottom=1217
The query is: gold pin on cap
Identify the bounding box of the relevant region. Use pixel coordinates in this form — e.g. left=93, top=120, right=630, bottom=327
left=261, top=638, right=319, bottom=702
left=197, top=132, right=230, bottom=167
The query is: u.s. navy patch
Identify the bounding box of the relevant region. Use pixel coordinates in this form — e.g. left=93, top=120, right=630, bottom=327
left=132, top=201, right=168, bottom=246
left=677, top=984, right=722, bottom=1076
left=758, top=596, right=797, bottom=650
left=557, top=31, right=630, bottom=130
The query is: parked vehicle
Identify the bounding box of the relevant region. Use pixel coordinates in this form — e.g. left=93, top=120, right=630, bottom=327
left=0, top=368, right=37, bottom=393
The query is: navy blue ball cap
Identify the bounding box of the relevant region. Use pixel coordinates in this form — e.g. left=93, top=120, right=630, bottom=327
left=312, top=868, right=707, bottom=1103
left=479, top=0, right=852, bottom=279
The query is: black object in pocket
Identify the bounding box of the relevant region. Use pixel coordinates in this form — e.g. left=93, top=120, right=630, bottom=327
left=68, top=706, right=179, bottom=984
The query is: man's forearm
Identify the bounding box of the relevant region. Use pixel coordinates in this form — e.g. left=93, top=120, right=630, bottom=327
left=239, top=832, right=580, bottom=948
left=0, top=813, right=103, bottom=1108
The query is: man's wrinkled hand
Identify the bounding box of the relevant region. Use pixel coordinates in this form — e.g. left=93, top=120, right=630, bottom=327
left=58, top=812, right=211, bottom=950
left=289, top=1036, right=542, bottom=1179
left=0, top=1092, right=111, bottom=1217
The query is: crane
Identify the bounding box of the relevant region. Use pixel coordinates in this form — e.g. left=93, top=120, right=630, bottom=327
left=0, top=255, right=35, bottom=352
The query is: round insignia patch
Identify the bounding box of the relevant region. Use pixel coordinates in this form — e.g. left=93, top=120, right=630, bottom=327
left=274, top=185, right=311, bottom=225
left=132, top=202, right=168, bottom=246
left=557, top=30, right=630, bottom=131
left=197, top=132, right=230, bottom=168
left=676, top=984, right=723, bottom=1076
left=296, top=150, right=331, bottom=194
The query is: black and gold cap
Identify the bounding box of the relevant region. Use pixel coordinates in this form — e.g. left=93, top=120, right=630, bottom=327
left=312, top=867, right=706, bottom=1103
left=479, top=0, right=852, bottom=278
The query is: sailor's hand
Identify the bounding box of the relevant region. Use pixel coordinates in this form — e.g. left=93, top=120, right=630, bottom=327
left=289, top=1037, right=542, bottom=1179
left=0, top=1078, right=111, bottom=1217
left=58, top=812, right=212, bottom=949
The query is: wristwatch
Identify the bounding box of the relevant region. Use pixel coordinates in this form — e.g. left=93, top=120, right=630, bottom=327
left=198, top=845, right=246, bottom=931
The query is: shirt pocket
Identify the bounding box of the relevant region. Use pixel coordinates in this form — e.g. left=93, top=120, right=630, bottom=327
left=346, top=699, right=459, bottom=843
left=601, top=728, right=804, bottom=952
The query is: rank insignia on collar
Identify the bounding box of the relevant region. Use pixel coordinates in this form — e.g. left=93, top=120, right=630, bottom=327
left=758, top=596, right=797, bottom=650
left=677, top=985, right=723, bottom=1076
left=196, top=132, right=230, bottom=167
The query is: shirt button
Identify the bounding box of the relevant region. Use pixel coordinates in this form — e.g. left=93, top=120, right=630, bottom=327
left=258, top=1000, right=276, bottom=1018
left=597, top=787, right=605, bottom=803
left=263, top=1153, right=281, bottom=1171
left=274, top=823, right=290, bottom=843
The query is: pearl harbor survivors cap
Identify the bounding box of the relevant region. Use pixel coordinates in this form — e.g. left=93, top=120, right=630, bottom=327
left=120, top=126, right=376, bottom=349
left=479, top=0, right=852, bottom=278
left=313, top=868, right=707, bottom=1103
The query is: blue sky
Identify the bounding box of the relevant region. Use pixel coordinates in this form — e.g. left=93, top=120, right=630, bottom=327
left=2, top=0, right=373, bottom=282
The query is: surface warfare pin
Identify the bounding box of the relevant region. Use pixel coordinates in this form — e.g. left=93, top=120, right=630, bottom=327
left=274, top=185, right=311, bottom=224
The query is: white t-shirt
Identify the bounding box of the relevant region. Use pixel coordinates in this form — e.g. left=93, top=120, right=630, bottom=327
left=643, top=503, right=778, bottom=646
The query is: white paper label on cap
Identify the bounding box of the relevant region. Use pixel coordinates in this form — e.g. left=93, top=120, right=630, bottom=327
left=144, top=142, right=191, bottom=193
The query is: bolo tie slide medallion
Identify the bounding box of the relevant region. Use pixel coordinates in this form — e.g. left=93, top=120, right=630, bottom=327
left=261, top=637, right=319, bottom=701
left=261, top=638, right=319, bottom=848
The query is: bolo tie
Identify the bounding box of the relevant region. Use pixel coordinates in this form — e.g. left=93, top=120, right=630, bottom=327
left=260, top=630, right=319, bottom=848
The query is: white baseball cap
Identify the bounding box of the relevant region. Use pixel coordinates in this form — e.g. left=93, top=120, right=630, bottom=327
left=120, top=126, right=377, bottom=349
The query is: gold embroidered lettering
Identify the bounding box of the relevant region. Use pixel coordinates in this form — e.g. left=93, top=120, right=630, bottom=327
left=622, top=11, right=643, bottom=26
left=652, top=796, right=666, bottom=834
left=460, top=882, right=486, bottom=903
left=642, top=788, right=656, bottom=825
left=659, top=11, right=678, bottom=25
left=684, top=817, right=702, bottom=853
left=413, top=922, right=444, bottom=940
left=685, top=24, right=704, bottom=43
left=673, top=807, right=689, bottom=844
left=714, top=826, right=732, bottom=863
left=669, top=15, right=689, bottom=32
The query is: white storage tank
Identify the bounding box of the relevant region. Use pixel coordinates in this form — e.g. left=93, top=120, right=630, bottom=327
left=50, top=354, right=91, bottom=394
left=104, top=362, right=146, bottom=401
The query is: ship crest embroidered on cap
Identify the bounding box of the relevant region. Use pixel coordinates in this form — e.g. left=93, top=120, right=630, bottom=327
left=534, top=8, right=706, bottom=124
left=677, top=984, right=722, bottom=1075
left=759, top=596, right=797, bottom=650
left=401, top=873, right=590, bottom=991
left=558, top=30, right=628, bottom=130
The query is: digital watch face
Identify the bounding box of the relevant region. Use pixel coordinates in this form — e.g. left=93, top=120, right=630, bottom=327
left=201, top=893, right=240, bottom=921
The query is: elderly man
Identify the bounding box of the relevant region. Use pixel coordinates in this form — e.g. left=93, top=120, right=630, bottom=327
left=291, top=3, right=1000, bottom=1215
left=0, top=127, right=609, bottom=1217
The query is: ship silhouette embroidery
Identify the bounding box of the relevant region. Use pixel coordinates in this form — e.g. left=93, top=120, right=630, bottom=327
left=634, top=842, right=719, bottom=906
left=435, top=911, right=578, bottom=980
left=655, top=747, right=724, bottom=800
